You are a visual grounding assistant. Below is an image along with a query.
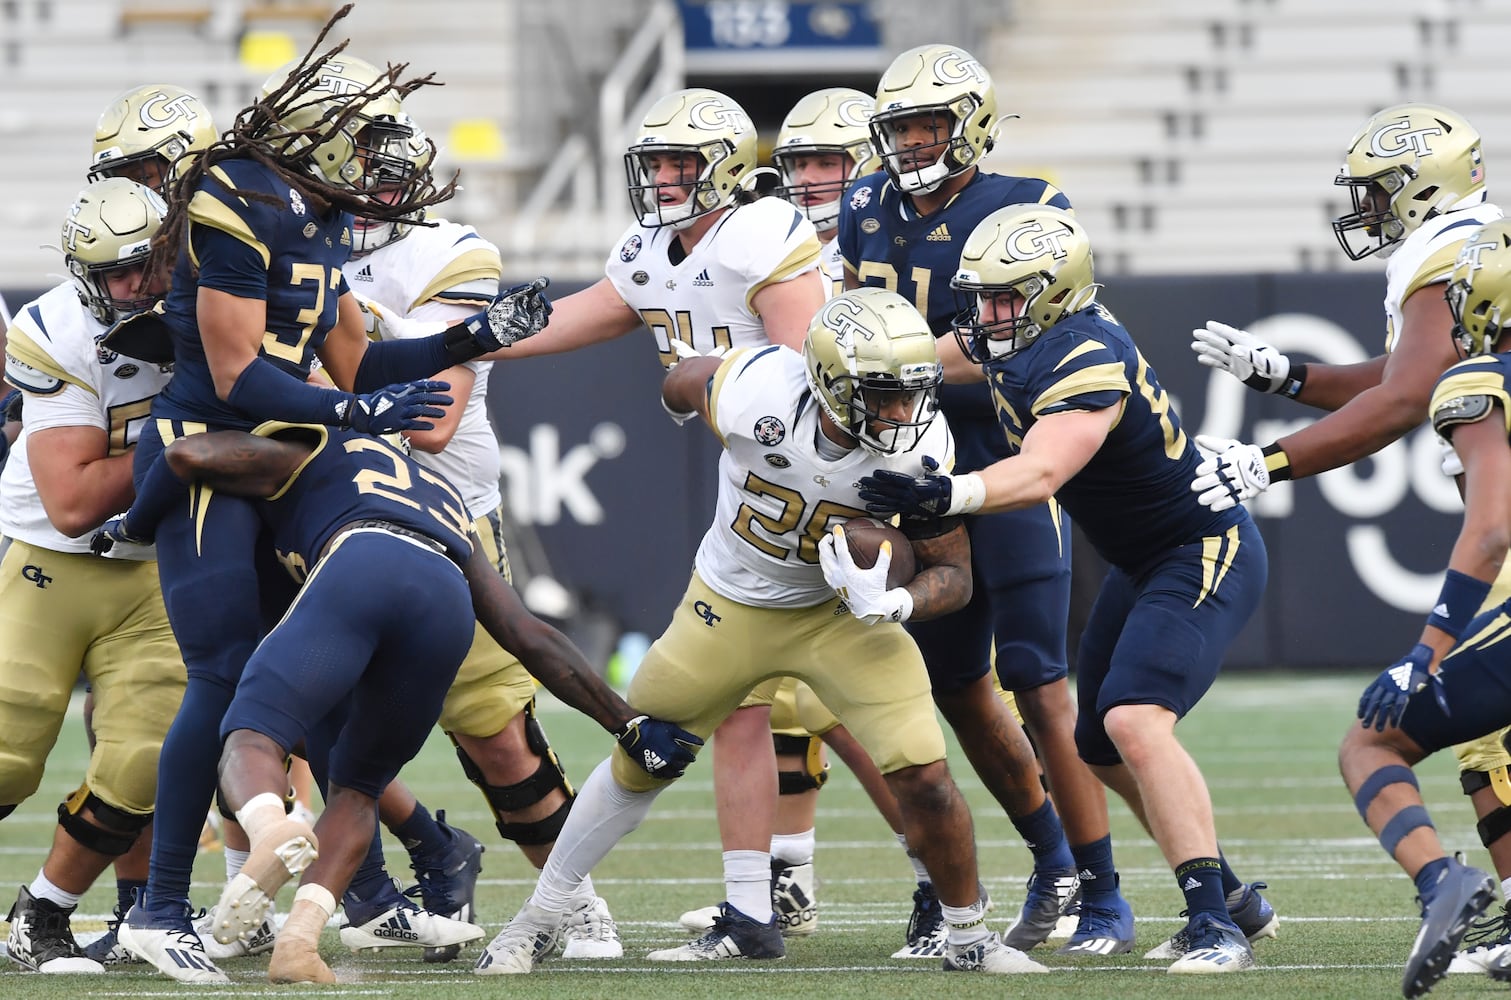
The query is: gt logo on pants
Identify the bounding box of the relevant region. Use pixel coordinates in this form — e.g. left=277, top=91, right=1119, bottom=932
left=694, top=600, right=721, bottom=627
left=21, top=564, right=51, bottom=589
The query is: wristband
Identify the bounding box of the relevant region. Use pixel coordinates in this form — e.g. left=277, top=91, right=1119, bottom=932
left=1278, top=362, right=1308, bottom=400
left=1261, top=443, right=1293, bottom=483
left=890, top=587, right=915, bottom=624
left=1426, top=569, right=1493, bottom=640
left=947, top=473, right=987, bottom=516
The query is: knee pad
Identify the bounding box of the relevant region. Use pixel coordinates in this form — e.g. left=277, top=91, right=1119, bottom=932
left=773, top=733, right=829, bottom=795
left=1462, top=767, right=1511, bottom=845
left=56, top=783, right=151, bottom=857
left=451, top=701, right=576, bottom=846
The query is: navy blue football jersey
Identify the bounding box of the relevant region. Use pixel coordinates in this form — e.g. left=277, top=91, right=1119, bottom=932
left=155, top=159, right=354, bottom=428
left=252, top=423, right=473, bottom=581
left=838, top=170, right=1072, bottom=472
left=984, top=304, right=1244, bottom=569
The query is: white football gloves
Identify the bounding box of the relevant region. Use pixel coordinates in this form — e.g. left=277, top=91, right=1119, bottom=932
left=1190, top=435, right=1271, bottom=512
left=817, top=525, right=914, bottom=626
left=1191, top=321, right=1296, bottom=395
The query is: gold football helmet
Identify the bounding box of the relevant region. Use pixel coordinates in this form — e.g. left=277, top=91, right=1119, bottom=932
left=803, top=286, right=943, bottom=455
left=869, top=44, right=998, bottom=195
left=60, top=178, right=169, bottom=324
left=1447, top=219, right=1511, bottom=356
left=952, top=205, right=1096, bottom=361
left=773, top=88, right=879, bottom=233
left=1334, top=103, right=1486, bottom=260
left=258, top=55, right=417, bottom=193
left=624, top=88, right=758, bottom=229
left=88, top=84, right=216, bottom=192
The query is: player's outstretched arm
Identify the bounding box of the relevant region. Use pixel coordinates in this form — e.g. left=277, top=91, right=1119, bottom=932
left=661, top=353, right=723, bottom=428
left=477, top=278, right=642, bottom=362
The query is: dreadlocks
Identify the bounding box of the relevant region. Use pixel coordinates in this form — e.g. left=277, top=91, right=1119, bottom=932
left=147, top=3, right=457, bottom=280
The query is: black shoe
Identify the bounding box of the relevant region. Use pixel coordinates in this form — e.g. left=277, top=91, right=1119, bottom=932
left=6, top=885, right=103, bottom=973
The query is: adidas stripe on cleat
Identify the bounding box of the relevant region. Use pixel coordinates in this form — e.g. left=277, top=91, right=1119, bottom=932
left=339, top=897, right=484, bottom=952
left=646, top=902, right=784, bottom=961
left=117, top=903, right=229, bottom=985
left=771, top=861, right=818, bottom=937
left=942, top=931, right=1048, bottom=973
left=474, top=901, right=560, bottom=975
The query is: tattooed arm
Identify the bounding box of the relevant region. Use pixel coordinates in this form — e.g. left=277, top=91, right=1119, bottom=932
left=904, top=519, right=973, bottom=621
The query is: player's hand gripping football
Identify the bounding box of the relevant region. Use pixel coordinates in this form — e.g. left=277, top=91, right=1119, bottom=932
left=614, top=715, right=704, bottom=780
left=1357, top=643, right=1451, bottom=732
left=818, top=524, right=913, bottom=626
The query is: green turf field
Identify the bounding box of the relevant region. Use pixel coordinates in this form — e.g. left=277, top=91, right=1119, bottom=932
left=0, top=672, right=1492, bottom=998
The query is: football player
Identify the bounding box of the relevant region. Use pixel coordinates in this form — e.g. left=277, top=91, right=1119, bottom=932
left=1336, top=220, right=1511, bottom=998
left=0, top=179, right=183, bottom=974
left=838, top=44, right=1141, bottom=955
left=110, top=27, right=550, bottom=982
left=860, top=205, right=1269, bottom=972
left=1190, top=103, right=1507, bottom=971
left=476, top=288, right=1045, bottom=974
left=98, top=421, right=699, bottom=984
left=339, top=126, right=621, bottom=960
left=478, top=87, right=828, bottom=948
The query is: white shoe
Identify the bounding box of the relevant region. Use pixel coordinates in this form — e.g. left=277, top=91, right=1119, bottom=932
left=1449, top=901, right=1511, bottom=973
left=1166, top=914, right=1255, bottom=974
left=771, top=861, right=817, bottom=937
left=117, top=905, right=229, bottom=985
left=560, top=896, right=622, bottom=958
left=338, top=899, right=483, bottom=952
left=941, top=931, right=1049, bottom=973
left=474, top=901, right=560, bottom=975
left=678, top=904, right=721, bottom=934
left=210, top=817, right=317, bottom=945
left=196, top=904, right=277, bottom=959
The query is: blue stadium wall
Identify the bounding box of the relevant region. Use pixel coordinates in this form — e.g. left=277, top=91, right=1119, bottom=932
left=1, top=273, right=1456, bottom=668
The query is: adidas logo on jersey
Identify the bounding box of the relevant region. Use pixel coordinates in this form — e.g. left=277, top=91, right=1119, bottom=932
left=693, top=268, right=714, bottom=287
left=353, top=264, right=374, bottom=282
left=926, top=223, right=952, bottom=242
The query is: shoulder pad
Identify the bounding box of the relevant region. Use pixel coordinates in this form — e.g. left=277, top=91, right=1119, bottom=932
left=102, top=306, right=176, bottom=365
left=4, top=352, right=64, bottom=395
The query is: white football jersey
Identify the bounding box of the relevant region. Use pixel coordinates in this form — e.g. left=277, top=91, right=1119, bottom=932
left=1, top=283, right=171, bottom=558
left=820, top=238, right=845, bottom=300
left=695, top=345, right=954, bottom=608
left=343, top=219, right=503, bottom=518
left=605, top=197, right=822, bottom=369
left=1383, top=201, right=1503, bottom=353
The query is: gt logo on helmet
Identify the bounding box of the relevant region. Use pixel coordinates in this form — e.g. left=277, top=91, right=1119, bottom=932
left=1369, top=119, right=1443, bottom=159
left=820, top=296, right=874, bottom=342
left=690, top=99, right=751, bottom=133
left=61, top=215, right=91, bottom=253
left=1457, top=237, right=1499, bottom=274
left=933, top=51, right=987, bottom=87
left=139, top=91, right=202, bottom=130
left=315, top=68, right=367, bottom=95
left=835, top=97, right=874, bottom=128
left=1006, top=220, right=1072, bottom=261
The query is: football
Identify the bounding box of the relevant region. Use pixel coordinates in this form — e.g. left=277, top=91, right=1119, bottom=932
left=842, top=516, right=917, bottom=589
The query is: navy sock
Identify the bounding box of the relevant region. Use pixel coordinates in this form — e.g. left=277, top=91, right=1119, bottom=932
left=1010, top=799, right=1075, bottom=873
left=1070, top=835, right=1116, bottom=901
left=1414, top=857, right=1451, bottom=905
left=390, top=802, right=451, bottom=861
left=1175, top=857, right=1227, bottom=919
left=116, top=879, right=146, bottom=916
left=144, top=679, right=234, bottom=912
left=1216, top=847, right=1244, bottom=897
left=342, top=827, right=398, bottom=921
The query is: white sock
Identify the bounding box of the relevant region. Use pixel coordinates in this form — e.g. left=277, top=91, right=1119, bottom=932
left=770, top=829, right=815, bottom=867
left=897, top=832, right=930, bottom=882
left=236, top=792, right=289, bottom=845
left=225, top=847, right=250, bottom=881
left=724, top=850, right=773, bottom=923
left=29, top=870, right=80, bottom=909
left=529, top=758, right=662, bottom=915
left=942, top=899, right=990, bottom=947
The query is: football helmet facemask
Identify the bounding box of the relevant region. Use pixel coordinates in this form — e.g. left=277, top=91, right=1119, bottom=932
left=773, top=88, right=879, bottom=233
left=952, top=205, right=1096, bottom=362
left=258, top=55, right=418, bottom=194
left=1334, top=103, right=1486, bottom=261
left=1447, top=219, right=1511, bottom=356
left=351, top=125, right=437, bottom=257
left=870, top=44, right=999, bottom=195
left=624, top=88, right=758, bottom=229
left=804, top=287, right=943, bottom=456
left=60, top=178, right=169, bottom=325
left=88, top=84, right=216, bottom=192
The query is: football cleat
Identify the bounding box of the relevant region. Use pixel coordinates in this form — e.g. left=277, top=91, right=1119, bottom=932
left=1167, top=912, right=1255, bottom=974
left=473, top=900, right=560, bottom=975
left=678, top=903, right=722, bottom=934
left=559, top=895, right=622, bottom=958
left=210, top=816, right=317, bottom=945
left=82, top=904, right=145, bottom=967
left=117, top=902, right=228, bottom=984
left=195, top=903, right=277, bottom=960
left=1002, top=869, right=1079, bottom=950
left=406, top=809, right=484, bottom=963
left=6, top=885, right=103, bottom=973
left=646, top=902, right=784, bottom=961
left=891, top=881, right=946, bottom=959
left=941, top=931, right=1049, bottom=973
left=1145, top=880, right=1278, bottom=959
left=1449, top=899, right=1511, bottom=973
left=1056, top=888, right=1135, bottom=956
left=771, top=860, right=818, bottom=937
left=339, top=880, right=483, bottom=953
left=1405, top=859, right=1494, bottom=997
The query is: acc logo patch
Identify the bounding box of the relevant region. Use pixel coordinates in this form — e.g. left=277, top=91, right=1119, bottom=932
left=632, top=270, right=649, bottom=285
left=620, top=234, right=643, bottom=262
left=114, top=363, right=139, bottom=379
left=861, top=218, right=880, bottom=234
left=764, top=453, right=791, bottom=469
left=754, top=415, right=786, bottom=445
left=849, top=186, right=872, bottom=210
